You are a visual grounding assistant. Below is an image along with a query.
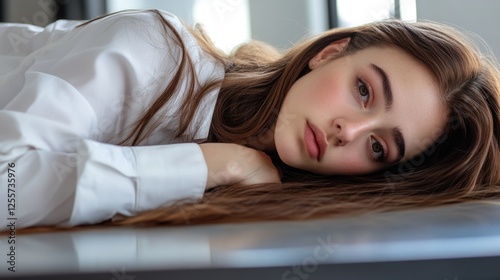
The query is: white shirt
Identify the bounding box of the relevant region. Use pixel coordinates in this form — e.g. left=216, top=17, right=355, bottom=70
left=0, top=10, right=224, bottom=230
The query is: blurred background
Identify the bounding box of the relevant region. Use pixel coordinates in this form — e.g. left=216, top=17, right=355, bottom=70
left=0, top=0, right=498, bottom=58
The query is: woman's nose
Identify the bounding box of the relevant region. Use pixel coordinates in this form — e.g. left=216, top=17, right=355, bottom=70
left=332, top=117, right=373, bottom=146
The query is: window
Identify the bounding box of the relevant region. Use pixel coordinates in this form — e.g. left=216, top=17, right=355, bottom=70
left=334, top=0, right=416, bottom=27
left=106, top=0, right=251, bottom=53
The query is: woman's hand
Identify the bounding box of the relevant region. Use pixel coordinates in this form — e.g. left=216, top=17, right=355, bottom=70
left=199, top=143, right=281, bottom=190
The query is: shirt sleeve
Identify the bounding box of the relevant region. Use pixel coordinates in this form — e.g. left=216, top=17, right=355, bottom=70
left=0, top=11, right=216, bottom=230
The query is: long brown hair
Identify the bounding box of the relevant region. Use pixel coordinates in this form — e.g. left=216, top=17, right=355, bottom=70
left=31, top=10, right=500, bottom=231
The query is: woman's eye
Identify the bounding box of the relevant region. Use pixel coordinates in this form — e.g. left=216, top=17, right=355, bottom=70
left=370, top=137, right=386, bottom=163
left=357, top=79, right=371, bottom=105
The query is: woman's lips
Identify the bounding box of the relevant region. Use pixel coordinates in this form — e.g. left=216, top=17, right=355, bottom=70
left=305, top=122, right=327, bottom=161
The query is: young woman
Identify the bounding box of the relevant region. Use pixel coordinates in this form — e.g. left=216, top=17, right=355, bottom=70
left=1, top=9, right=499, bottom=231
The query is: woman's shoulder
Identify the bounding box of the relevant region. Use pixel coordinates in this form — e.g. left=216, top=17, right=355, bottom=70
left=80, top=10, right=187, bottom=41
left=73, top=10, right=203, bottom=59
left=100, top=9, right=182, bottom=25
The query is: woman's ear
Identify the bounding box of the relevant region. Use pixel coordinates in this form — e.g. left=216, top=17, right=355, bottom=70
left=309, top=38, right=351, bottom=70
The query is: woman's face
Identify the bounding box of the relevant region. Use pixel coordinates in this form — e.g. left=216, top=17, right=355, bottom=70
left=273, top=40, right=448, bottom=175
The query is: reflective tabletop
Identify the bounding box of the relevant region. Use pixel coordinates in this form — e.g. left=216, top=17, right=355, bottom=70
left=2, top=201, right=500, bottom=279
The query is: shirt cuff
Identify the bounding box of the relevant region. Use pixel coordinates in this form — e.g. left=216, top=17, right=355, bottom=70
left=131, top=143, right=207, bottom=212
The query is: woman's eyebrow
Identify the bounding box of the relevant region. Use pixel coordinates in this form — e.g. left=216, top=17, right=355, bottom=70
left=370, top=63, right=393, bottom=110
left=392, top=127, right=406, bottom=161
left=369, top=63, right=406, bottom=161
